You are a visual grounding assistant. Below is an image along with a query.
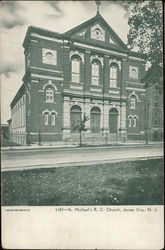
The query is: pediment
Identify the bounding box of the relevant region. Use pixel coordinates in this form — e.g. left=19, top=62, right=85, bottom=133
left=64, top=14, right=127, bottom=51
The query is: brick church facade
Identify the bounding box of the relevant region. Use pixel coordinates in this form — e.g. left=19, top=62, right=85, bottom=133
left=10, top=11, right=147, bottom=145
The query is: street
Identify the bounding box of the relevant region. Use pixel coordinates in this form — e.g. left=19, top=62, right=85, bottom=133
left=1, top=144, right=163, bottom=171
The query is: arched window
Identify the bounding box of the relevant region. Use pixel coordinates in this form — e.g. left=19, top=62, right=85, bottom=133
left=110, top=63, right=118, bottom=88
left=46, top=87, right=54, bottom=103
left=90, top=107, right=101, bottom=133
left=70, top=105, right=82, bottom=132
left=44, top=112, right=49, bottom=126
left=129, top=95, right=136, bottom=109
left=51, top=112, right=56, bottom=126
left=131, top=69, right=136, bottom=78
left=129, top=67, right=138, bottom=79
left=71, top=55, right=81, bottom=83
left=128, top=116, right=132, bottom=128
left=91, top=60, right=100, bottom=85
left=133, top=116, right=137, bottom=127
left=109, top=108, right=118, bottom=133
left=128, top=116, right=138, bottom=128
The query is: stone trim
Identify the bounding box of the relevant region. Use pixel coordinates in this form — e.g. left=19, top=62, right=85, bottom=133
left=31, top=73, right=63, bottom=81
left=31, top=33, right=63, bottom=43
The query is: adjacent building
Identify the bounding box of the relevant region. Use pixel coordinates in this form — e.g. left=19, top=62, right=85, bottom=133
left=10, top=11, right=147, bottom=145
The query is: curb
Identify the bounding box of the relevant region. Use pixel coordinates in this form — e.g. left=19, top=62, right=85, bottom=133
left=1, top=143, right=163, bottom=153
left=2, top=156, right=163, bottom=172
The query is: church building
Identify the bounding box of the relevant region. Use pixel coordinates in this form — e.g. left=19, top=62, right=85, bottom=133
left=10, top=5, right=146, bottom=145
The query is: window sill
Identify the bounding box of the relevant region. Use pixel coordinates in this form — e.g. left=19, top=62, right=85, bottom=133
left=44, top=102, right=56, bottom=104
left=90, top=84, right=103, bottom=88
left=44, top=125, right=56, bottom=127
left=109, top=87, right=120, bottom=90
left=70, top=81, right=84, bottom=85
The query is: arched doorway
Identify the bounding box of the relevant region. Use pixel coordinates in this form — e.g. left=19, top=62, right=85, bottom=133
left=91, top=107, right=101, bottom=133
left=70, top=105, right=82, bottom=132
left=109, top=108, right=118, bottom=133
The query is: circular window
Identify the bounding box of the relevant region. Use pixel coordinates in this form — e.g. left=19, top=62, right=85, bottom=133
left=46, top=52, right=54, bottom=61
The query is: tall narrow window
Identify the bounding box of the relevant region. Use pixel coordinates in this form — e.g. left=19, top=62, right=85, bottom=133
left=70, top=105, right=82, bottom=132
left=44, top=113, right=49, bottom=126
left=109, top=108, right=118, bottom=133
left=128, top=116, right=132, bottom=128
left=72, top=57, right=80, bottom=83
left=51, top=113, right=56, bottom=126
left=129, top=66, right=138, bottom=79
left=46, top=87, right=54, bottom=103
left=110, top=64, right=118, bottom=88
left=91, top=107, right=101, bottom=133
left=91, top=61, right=99, bottom=85
left=133, top=117, right=137, bottom=127
left=130, top=95, right=136, bottom=109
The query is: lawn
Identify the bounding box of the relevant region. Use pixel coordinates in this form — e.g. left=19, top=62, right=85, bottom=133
left=1, top=158, right=164, bottom=206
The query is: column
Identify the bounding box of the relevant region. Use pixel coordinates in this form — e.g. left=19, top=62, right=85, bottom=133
left=84, top=98, right=91, bottom=132
left=103, top=101, right=109, bottom=132
left=120, top=102, right=127, bottom=134
left=63, top=96, right=70, bottom=132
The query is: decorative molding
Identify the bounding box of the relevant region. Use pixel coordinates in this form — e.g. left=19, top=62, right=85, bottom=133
left=109, top=90, right=119, bottom=94
left=91, top=24, right=105, bottom=41
left=128, top=90, right=139, bottom=100
left=31, top=80, right=39, bottom=83
left=77, top=29, right=86, bottom=38
left=109, top=37, right=115, bottom=44
left=70, top=103, right=83, bottom=110
left=69, top=51, right=84, bottom=63
left=126, top=87, right=145, bottom=92
left=31, top=39, right=38, bottom=43
left=42, top=109, right=57, bottom=115
left=42, top=109, right=50, bottom=115
left=42, top=48, right=57, bottom=65
left=109, top=59, right=121, bottom=70
left=30, top=66, right=63, bottom=74
left=31, top=33, right=63, bottom=43
left=128, top=114, right=138, bottom=118
left=31, top=73, right=63, bottom=81
left=90, top=87, right=102, bottom=92
left=70, top=84, right=83, bottom=90
left=42, top=80, right=57, bottom=91
left=73, top=42, right=127, bottom=57
left=129, top=56, right=145, bottom=62
left=90, top=55, right=104, bottom=66
left=50, top=109, right=58, bottom=115
left=109, top=105, right=120, bottom=112
left=126, top=81, right=144, bottom=85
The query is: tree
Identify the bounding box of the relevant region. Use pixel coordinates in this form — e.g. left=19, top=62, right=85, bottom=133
left=123, top=0, right=163, bottom=85
left=72, top=113, right=90, bottom=146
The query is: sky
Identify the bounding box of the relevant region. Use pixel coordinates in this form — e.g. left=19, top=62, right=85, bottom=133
left=0, top=0, right=130, bottom=124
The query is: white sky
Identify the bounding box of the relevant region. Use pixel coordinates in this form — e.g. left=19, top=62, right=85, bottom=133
left=0, top=1, right=129, bottom=124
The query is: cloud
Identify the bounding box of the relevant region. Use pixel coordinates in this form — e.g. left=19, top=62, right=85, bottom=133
left=1, top=1, right=25, bottom=13
left=0, top=1, right=129, bottom=123
left=0, top=1, right=26, bottom=29
left=1, top=72, right=23, bottom=123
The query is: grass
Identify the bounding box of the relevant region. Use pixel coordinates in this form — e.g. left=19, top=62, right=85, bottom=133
left=1, top=158, right=164, bottom=206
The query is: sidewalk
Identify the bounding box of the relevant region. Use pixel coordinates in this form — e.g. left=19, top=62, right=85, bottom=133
left=1, top=140, right=163, bottom=151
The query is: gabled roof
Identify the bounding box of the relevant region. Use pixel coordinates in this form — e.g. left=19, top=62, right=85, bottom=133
left=63, top=12, right=128, bottom=50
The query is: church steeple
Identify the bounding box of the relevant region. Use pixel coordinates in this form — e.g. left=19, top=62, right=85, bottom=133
left=95, top=0, right=101, bottom=15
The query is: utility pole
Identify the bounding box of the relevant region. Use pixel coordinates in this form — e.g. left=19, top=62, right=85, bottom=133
left=145, top=88, right=148, bottom=144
